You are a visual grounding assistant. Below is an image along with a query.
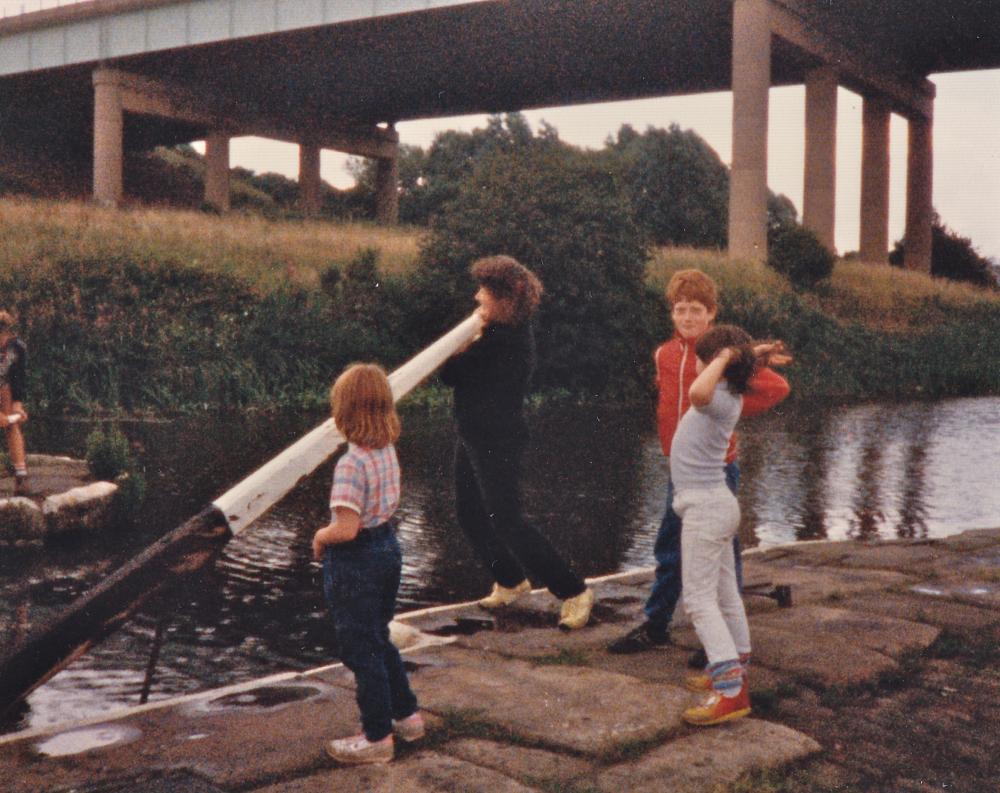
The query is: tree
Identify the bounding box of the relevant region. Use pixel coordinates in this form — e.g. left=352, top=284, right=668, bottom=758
left=411, top=143, right=658, bottom=395
left=890, top=213, right=996, bottom=288
left=768, top=223, right=834, bottom=290
left=348, top=113, right=543, bottom=225
left=605, top=124, right=798, bottom=249
left=606, top=124, right=729, bottom=248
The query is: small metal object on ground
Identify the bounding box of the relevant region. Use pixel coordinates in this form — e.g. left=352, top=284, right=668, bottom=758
left=744, top=581, right=794, bottom=608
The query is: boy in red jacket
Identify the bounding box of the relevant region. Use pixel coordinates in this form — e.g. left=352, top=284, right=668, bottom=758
left=608, top=270, right=790, bottom=654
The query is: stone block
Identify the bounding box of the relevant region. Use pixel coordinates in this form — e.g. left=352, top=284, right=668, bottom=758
left=442, top=738, right=594, bottom=786
left=0, top=496, right=45, bottom=541
left=592, top=718, right=820, bottom=793
left=42, top=481, right=118, bottom=536
left=252, top=751, right=541, bottom=792
left=837, top=591, right=1000, bottom=631
left=739, top=562, right=915, bottom=605
left=753, top=606, right=939, bottom=659
left=406, top=646, right=689, bottom=755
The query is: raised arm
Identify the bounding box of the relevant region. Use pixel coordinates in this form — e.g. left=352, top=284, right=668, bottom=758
left=741, top=366, right=790, bottom=417
left=688, top=348, right=732, bottom=408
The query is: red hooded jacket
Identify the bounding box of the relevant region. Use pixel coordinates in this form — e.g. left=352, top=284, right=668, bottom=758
left=654, top=332, right=790, bottom=463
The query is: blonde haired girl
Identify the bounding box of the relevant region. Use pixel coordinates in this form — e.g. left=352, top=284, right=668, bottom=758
left=312, top=363, right=423, bottom=764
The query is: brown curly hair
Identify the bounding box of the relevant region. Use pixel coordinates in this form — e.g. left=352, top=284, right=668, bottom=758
left=470, top=255, right=543, bottom=325
left=694, top=325, right=756, bottom=394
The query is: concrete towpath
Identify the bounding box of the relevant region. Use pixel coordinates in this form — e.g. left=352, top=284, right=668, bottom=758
left=2, top=527, right=999, bottom=793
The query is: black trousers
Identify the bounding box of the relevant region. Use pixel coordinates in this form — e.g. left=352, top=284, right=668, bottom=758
left=454, top=436, right=585, bottom=600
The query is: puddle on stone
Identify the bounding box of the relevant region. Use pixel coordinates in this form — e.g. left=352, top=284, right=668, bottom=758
left=35, top=724, right=141, bottom=757
left=201, top=684, right=323, bottom=712
left=912, top=583, right=996, bottom=598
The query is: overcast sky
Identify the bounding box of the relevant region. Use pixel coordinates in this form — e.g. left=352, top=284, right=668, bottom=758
left=4, top=0, right=998, bottom=259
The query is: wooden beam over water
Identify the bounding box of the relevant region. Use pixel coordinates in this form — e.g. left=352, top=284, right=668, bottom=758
left=0, top=313, right=481, bottom=717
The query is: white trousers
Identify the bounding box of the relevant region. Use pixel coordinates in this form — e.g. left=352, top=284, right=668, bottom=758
left=675, top=485, right=751, bottom=665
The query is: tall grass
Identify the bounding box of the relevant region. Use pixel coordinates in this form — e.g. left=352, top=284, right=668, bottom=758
left=1, top=199, right=998, bottom=414
left=0, top=197, right=422, bottom=291
left=648, top=246, right=1000, bottom=401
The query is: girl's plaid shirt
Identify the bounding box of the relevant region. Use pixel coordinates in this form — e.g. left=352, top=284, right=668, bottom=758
left=329, top=443, right=401, bottom=528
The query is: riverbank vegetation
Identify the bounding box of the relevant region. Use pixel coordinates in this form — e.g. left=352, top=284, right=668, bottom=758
left=1, top=115, right=999, bottom=415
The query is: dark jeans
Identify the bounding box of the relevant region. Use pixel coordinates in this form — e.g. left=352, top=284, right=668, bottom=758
left=323, top=522, right=418, bottom=742
left=643, top=462, right=742, bottom=630
left=454, top=436, right=586, bottom=601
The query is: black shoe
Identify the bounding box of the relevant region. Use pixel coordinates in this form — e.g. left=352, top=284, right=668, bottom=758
left=607, top=622, right=671, bottom=654
left=687, top=647, right=708, bottom=669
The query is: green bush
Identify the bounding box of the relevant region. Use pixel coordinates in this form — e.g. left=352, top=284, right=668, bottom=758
left=85, top=427, right=133, bottom=480
left=412, top=141, right=658, bottom=395
left=890, top=213, right=997, bottom=289
left=767, top=224, right=834, bottom=290
left=86, top=426, right=147, bottom=525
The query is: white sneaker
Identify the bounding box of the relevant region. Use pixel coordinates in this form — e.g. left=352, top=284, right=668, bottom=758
left=326, top=733, right=394, bottom=765
left=478, top=579, right=531, bottom=609
left=393, top=711, right=426, bottom=742
left=558, top=587, right=595, bottom=630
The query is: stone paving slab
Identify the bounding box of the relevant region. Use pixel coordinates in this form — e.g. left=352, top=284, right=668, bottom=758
left=405, top=645, right=690, bottom=755
left=838, top=591, right=1000, bottom=631
left=753, top=606, right=940, bottom=659
left=591, top=718, right=821, bottom=793
left=251, top=751, right=540, bottom=793
left=757, top=540, right=950, bottom=573
left=441, top=738, right=595, bottom=786
left=0, top=678, right=357, bottom=793
left=748, top=629, right=894, bottom=687
left=740, top=562, right=916, bottom=605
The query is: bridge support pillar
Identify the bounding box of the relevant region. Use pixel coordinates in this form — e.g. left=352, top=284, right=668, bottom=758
left=92, top=71, right=124, bottom=207
left=728, top=0, right=771, bottom=262
left=904, top=109, right=933, bottom=273
left=204, top=133, right=231, bottom=212
left=803, top=66, right=838, bottom=252
left=375, top=146, right=399, bottom=226
left=299, top=144, right=322, bottom=217
left=859, top=97, right=891, bottom=263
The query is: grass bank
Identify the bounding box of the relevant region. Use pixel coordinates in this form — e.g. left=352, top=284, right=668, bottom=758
left=649, top=248, right=1000, bottom=401
left=1, top=198, right=998, bottom=414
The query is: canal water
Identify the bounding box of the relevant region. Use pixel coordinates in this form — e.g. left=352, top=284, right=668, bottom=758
left=2, top=395, right=999, bottom=733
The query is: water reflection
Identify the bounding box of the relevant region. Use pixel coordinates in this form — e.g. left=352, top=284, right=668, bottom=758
left=3, top=396, right=1000, bottom=732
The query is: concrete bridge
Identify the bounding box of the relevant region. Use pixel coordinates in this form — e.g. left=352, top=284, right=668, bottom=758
left=1, top=0, right=998, bottom=268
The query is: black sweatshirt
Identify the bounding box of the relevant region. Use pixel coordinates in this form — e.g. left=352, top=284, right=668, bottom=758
left=439, top=322, right=535, bottom=445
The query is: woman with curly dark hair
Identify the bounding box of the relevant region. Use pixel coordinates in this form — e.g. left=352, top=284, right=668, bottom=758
left=439, top=256, right=594, bottom=630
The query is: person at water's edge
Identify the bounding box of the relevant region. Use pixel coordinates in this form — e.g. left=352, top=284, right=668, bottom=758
left=440, top=255, right=594, bottom=630
left=607, top=269, right=790, bottom=655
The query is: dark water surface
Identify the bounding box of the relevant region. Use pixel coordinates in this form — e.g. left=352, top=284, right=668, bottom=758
left=3, top=395, right=999, bottom=733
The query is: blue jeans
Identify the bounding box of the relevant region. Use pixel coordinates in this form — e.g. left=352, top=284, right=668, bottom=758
left=323, top=522, right=418, bottom=742
left=643, top=462, right=742, bottom=630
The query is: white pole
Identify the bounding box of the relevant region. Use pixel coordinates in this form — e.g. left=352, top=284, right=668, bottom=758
left=213, top=313, right=481, bottom=534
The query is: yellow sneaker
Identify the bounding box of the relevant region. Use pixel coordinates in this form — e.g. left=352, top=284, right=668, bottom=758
left=683, top=683, right=751, bottom=726
left=478, top=579, right=531, bottom=609
left=558, top=587, right=595, bottom=631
